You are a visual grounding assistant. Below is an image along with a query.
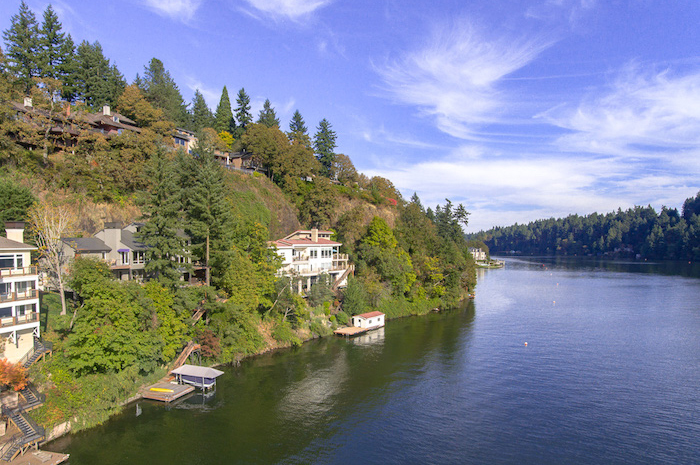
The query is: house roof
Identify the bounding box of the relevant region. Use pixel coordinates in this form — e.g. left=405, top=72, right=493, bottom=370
left=62, top=237, right=111, bottom=253
left=272, top=238, right=341, bottom=247
left=356, top=311, right=384, bottom=319
left=120, top=230, right=146, bottom=251
left=0, top=236, right=36, bottom=251
left=171, top=364, right=224, bottom=379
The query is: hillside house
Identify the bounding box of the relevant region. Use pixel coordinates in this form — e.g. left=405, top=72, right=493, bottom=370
left=270, top=229, right=353, bottom=293
left=85, top=106, right=140, bottom=137
left=0, top=223, right=41, bottom=363
left=468, top=247, right=487, bottom=262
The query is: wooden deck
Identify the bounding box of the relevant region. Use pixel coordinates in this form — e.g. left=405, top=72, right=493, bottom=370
left=8, top=450, right=69, bottom=464
left=334, top=326, right=370, bottom=337
left=141, top=382, right=194, bottom=403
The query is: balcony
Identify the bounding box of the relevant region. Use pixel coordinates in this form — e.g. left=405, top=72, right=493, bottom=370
left=0, top=289, right=38, bottom=304
left=0, top=267, right=38, bottom=278
left=0, top=312, right=39, bottom=329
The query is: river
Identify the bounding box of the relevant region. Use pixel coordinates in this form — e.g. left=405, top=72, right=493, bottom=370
left=46, top=257, right=700, bottom=464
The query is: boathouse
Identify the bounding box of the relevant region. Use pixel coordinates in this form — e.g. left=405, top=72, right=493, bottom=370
left=171, top=364, right=224, bottom=391
left=351, top=311, right=385, bottom=329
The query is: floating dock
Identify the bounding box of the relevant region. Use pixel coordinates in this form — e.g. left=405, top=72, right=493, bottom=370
left=334, top=326, right=371, bottom=337
left=10, top=450, right=69, bottom=465
left=142, top=381, right=194, bottom=403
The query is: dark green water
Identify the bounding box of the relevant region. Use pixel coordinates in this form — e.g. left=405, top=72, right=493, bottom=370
left=47, top=258, right=700, bottom=464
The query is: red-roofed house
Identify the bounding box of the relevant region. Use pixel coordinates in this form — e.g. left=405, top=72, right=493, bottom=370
left=270, top=229, right=353, bottom=293
left=351, top=311, right=385, bottom=329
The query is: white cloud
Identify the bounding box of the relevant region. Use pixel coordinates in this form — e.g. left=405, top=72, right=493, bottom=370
left=184, top=78, right=219, bottom=109
left=363, top=142, right=698, bottom=232
left=241, top=0, right=333, bottom=21
left=541, top=65, right=700, bottom=161
left=142, top=0, right=202, bottom=22
left=376, top=19, right=551, bottom=139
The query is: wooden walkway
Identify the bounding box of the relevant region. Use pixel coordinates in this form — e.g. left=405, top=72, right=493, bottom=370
left=333, top=326, right=369, bottom=337
left=141, top=382, right=194, bottom=403
left=6, top=450, right=69, bottom=464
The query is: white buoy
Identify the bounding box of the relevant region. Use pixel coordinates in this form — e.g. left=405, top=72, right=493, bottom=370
left=524, top=342, right=528, bottom=346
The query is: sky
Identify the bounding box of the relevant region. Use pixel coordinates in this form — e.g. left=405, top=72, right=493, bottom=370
left=2, top=0, right=700, bottom=232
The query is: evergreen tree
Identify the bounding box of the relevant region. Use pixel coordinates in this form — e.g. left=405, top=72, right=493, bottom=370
left=313, top=118, right=337, bottom=176
left=140, top=57, right=188, bottom=126
left=37, top=5, right=70, bottom=81
left=138, top=150, right=188, bottom=286
left=2, top=1, right=39, bottom=93
left=214, top=85, right=234, bottom=134
left=233, top=87, right=252, bottom=138
left=190, top=89, right=214, bottom=132
left=182, top=143, right=233, bottom=286
left=57, top=34, right=77, bottom=101
left=73, top=41, right=125, bottom=108
left=287, top=109, right=310, bottom=148
left=257, top=99, right=279, bottom=128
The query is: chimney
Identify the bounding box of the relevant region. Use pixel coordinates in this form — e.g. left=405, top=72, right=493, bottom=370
left=103, top=105, right=111, bottom=116
left=311, top=228, right=318, bottom=242
left=5, top=222, right=26, bottom=244
left=23, top=97, right=32, bottom=108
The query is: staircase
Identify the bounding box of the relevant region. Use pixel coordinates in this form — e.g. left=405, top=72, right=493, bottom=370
left=170, top=341, right=201, bottom=372
left=331, top=265, right=354, bottom=291
left=18, top=385, right=44, bottom=411
left=191, top=307, right=206, bottom=325
left=20, top=339, right=53, bottom=369
left=0, top=407, right=45, bottom=462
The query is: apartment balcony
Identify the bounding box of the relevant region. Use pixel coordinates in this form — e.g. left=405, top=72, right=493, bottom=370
left=0, top=312, right=40, bottom=329
left=0, top=267, right=38, bottom=278
left=0, top=289, right=38, bottom=304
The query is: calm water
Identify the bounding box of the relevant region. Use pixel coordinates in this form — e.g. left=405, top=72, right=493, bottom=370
left=47, top=258, right=700, bottom=464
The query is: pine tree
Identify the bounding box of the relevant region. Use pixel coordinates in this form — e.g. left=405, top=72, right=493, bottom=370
left=141, top=57, right=188, bottom=126
left=313, top=118, right=337, bottom=177
left=138, top=150, right=188, bottom=286
left=37, top=5, right=70, bottom=81
left=233, top=87, right=252, bottom=138
left=182, top=142, right=233, bottom=286
left=214, top=85, right=234, bottom=134
left=57, top=34, right=77, bottom=101
left=287, top=109, right=310, bottom=148
left=2, top=1, right=39, bottom=93
left=190, top=89, right=214, bottom=132
left=72, top=41, right=125, bottom=109
left=257, top=98, right=280, bottom=128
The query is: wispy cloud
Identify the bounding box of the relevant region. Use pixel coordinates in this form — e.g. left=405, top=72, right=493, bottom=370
left=142, top=0, right=202, bottom=23
left=376, top=19, right=551, bottom=139
left=541, top=65, right=700, bottom=161
left=184, top=77, right=219, bottom=108
left=365, top=141, right=697, bottom=232
left=241, top=0, right=333, bottom=22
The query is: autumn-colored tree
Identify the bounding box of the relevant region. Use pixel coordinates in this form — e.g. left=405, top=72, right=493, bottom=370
left=0, top=359, right=28, bottom=391
left=332, top=153, right=358, bottom=185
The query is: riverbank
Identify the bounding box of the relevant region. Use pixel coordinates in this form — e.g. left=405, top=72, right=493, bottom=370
left=32, top=293, right=447, bottom=444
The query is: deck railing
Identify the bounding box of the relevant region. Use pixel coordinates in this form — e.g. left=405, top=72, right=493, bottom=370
left=0, top=266, right=37, bottom=278
left=0, top=289, right=38, bottom=303
left=0, top=312, right=40, bottom=328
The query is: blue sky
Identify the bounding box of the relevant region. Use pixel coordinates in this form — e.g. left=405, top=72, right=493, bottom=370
left=2, top=0, right=700, bottom=232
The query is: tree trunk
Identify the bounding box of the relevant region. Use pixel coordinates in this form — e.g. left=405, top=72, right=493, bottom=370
left=58, top=277, right=67, bottom=316
left=205, top=234, right=210, bottom=287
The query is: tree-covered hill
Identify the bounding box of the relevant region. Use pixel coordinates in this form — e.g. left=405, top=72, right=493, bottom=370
left=472, top=191, right=700, bottom=260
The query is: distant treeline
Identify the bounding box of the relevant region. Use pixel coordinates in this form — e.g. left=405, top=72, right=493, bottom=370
left=472, top=191, right=700, bottom=260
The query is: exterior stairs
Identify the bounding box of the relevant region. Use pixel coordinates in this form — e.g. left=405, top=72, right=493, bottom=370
left=332, top=265, right=354, bottom=291
left=170, top=341, right=201, bottom=372
left=0, top=407, right=45, bottom=462
left=21, top=339, right=53, bottom=369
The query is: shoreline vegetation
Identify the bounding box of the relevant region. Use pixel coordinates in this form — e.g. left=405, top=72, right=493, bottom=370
left=0, top=2, right=485, bottom=445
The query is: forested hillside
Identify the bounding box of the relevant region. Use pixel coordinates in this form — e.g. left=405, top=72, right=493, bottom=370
left=473, top=192, right=700, bottom=260
left=0, top=2, right=478, bottom=431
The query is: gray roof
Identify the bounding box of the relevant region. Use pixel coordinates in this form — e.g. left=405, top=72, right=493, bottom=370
left=171, top=364, right=224, bottom=378
left=120, top=230, right=146, bottom=251
left=62, top=237, right=111, bottom=253
left=0, top=236, right=36, bottom=251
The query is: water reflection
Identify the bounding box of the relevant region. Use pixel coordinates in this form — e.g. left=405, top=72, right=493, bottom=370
left=350, top=326, right=385, bottom=346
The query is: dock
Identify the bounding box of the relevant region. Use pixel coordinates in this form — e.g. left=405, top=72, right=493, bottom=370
left=334, top=326, right=370, bottom=337
left=141, top=381, right=194, bottom=403
left=8, top=450, right=69, bottom=464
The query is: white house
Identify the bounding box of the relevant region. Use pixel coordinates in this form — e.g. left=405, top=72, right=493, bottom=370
left=270, top=229, right=353, bottom=293
left=468, top=247, right=487, bottom=262
left=0, top=222, right=41, bottom=363
left=351, top=311, right=385, bottom=330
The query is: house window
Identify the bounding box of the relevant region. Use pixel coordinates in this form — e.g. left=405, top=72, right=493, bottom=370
left=310, top=250, right=317, bottom=259
left=132, top=251, right=145, bottom=264
left=120, top=251, right=129, bottom=265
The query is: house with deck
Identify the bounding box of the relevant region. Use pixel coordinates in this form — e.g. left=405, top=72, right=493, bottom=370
left=0, top=223, right=41, bottom=363
left=270, top=229, right=353, bottom=293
